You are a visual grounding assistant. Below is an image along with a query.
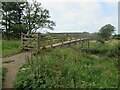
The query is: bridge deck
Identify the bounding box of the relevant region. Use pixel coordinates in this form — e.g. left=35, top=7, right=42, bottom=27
left=23, top=38, right=88, bottom=50
left=42, top=38, right=84, bottom=49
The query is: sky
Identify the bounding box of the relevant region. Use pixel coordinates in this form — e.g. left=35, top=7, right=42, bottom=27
left=35, top=0, right=119, bottom=33
left=2, top=0, right=118, bottom=34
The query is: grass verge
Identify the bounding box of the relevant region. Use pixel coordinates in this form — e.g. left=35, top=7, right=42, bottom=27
left=2, top=40, right=21, bottom=57
left=13, top=41, right=118, bottom=88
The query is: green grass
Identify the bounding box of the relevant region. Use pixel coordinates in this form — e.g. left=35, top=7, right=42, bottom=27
left=14, top=40, right=119, bottom=88
left=2, top=40, right=21, bottom=57
left=79, top=40, right=119, bottom=58
left=0, top=67, right=7, bottom=87
left=2, top=68, right=7, bottom=82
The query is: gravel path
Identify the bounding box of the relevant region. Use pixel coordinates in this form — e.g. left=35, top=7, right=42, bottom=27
left=3, top=52, right=32, bottom=88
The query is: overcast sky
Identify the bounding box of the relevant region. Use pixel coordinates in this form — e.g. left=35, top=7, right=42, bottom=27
left=30, top=0, right=118, bottom=33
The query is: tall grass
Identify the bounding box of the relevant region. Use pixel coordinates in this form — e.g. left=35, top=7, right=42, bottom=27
left=14, top=47, right=118, bottom=89
left=2, top=40, right=21, bottom=57
left=0, top=67, right=7, bottom=87
left=81, top=40, right=119, bottom=58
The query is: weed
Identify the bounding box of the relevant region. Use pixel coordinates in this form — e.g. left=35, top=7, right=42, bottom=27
left=2, top=40, right=21, bottom=57
left=14, top=45, right=118, bottom=88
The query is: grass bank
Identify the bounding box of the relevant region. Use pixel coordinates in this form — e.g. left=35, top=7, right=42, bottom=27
left=14, top=40, right=119, bottom=88
left=0, top=67, right=7, bottom=87
left=2, top=40, right=21, bottom=57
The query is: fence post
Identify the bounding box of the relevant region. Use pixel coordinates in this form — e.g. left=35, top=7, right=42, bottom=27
left=75, top=37, right=77, bottom=45
left=60, top=37, right=63, bottom=47
left=70, top=37, right=72, bottom=46
left=21, top=33, right=23, bottom=50
left=88, top=39, right=90, bottom=48
left=51, top=36, right=53, bottom=48
left=81, top=38, right=83, bottom=48
left=70, top=37, right=71, bottom=43
left=69, top=37, right=71, bottom=47
left=62, top=39, right=63, bottom=47
left=37, top=33, right=40, bottom=53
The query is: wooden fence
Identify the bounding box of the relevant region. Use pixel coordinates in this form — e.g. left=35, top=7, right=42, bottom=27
left=21, top=33, right=40, bottom=51
left=21, top=33, right=90, bottom=52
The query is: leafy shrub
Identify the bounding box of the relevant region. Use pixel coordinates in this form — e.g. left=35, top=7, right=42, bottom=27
left=106, top=43, right=120, bottom=57
left=1, top=67, right=7, bottom=87
left=14, top=48, right=118, bottom=88
left=84, top=42, right=109, bottom=54
left=2, top=68, right=7, bottom=81
left=83, top=40, right=119, bottom=58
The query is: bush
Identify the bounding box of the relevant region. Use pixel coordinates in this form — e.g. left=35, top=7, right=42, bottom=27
left=85, top=42, right=109, bottom=55
left=14, top=48, right=118, bottom=88
left=1, top=67, right=7, bottom=86
left=83, top=40, right=119, bottom=58
left=106, top=42, right=120, bottom=57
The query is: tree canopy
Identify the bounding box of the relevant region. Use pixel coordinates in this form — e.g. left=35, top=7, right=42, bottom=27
left=98, top=24, right=115, bottom=40
left=2, top=0, right=55, bottom=39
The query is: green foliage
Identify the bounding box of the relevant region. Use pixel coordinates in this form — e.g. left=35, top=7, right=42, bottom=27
left=2, top=2, right=27, bottom=39
left=90, top=32, right=100, bottom=40
left=85, top=42, right=109, bottom=54
left=2, top=40, right=21, bottom=57
left=112, top=34, right=120, bottom=40
left=82, top=40, right=119, bottom=58
left=14, top=45, right=118, bottom=88
left=0, top=67, right=7, bottom=87
left=2, top=68, right=7, bottom=81
left=98, top=24, right=115, bottom=40
left=2, top=1, right=55, bottom=39
left=24, top=0, right=55, bottom=34
left=106, top=41, right=120, bottom=57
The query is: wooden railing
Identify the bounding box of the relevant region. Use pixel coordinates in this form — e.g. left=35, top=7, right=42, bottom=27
left=21, top=33, right=90, bottom=52
left=21, top=33, right=39, bottom=51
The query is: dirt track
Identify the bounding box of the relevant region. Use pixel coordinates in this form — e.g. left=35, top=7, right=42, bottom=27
left=3, top=52, right=32, bottom=88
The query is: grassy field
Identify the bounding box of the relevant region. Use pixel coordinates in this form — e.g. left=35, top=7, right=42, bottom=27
left=2, top=40, right=21, bottom=57
left=14, top=40, right=119, bottom=88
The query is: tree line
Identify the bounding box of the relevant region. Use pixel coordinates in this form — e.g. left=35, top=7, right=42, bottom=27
left=80, top=24, right=117, bottom=42
left=1, top=0, right=55, bottom=39
left=56, top=24, right=117, bottom=42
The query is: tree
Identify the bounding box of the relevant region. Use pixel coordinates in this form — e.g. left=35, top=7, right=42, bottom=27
left=24, top=0, right=55, bottom=34
left=98, top=24, right=115, bottom=40
left=2, top=2, right=26, bottom=39
left=2, top=0, right=55, bottom=39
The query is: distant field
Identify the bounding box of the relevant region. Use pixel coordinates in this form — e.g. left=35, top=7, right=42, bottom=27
left=2, top=40, right=21, bottom=57
left=14, top=40, right=119, bottom=88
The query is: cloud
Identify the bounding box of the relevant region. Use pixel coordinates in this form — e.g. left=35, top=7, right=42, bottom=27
left=36, top=0, right=118, bottom=33
left=36, top=0, right=119, bottom=3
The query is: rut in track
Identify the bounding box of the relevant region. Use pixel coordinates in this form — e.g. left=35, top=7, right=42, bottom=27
left=3, top=52, right=32, bottom=88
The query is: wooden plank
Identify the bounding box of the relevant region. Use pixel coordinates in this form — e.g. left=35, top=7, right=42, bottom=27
left=52, top=42, right=62, bottom=47
left=63, top=41, right=71, bottom=44
left=23, top=47, right=33, bottom=50
left=23, top=38, right=37, bottom=47
left=45, top=45, right=51, bottom=48
left=21, top=33, right=89, bottom=51
left=21, top=33, right=23, bottom=50
left=23, top=37, right=37, bottom=40
left=23, top=45, right=34, bottom=48
left=23, top=33, right=37, bottom=37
